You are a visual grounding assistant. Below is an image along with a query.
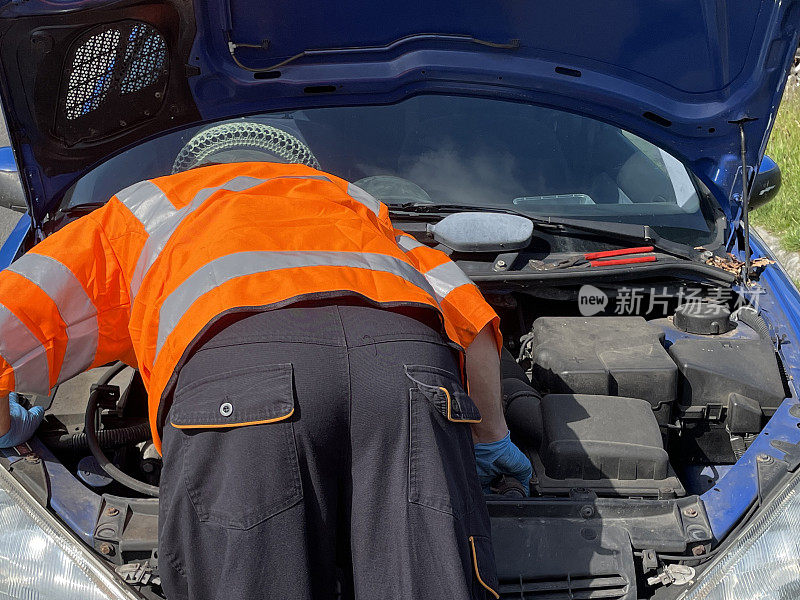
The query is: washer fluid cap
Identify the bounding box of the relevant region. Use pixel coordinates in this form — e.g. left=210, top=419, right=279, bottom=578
left=674, top=302, right=733, bottom=335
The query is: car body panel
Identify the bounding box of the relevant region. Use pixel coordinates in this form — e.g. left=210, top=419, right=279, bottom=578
left=0, top=214, right=28, bottom=269
left=0, top=1, right=799, bottom=588
left=699, top=231, right=800, bottom=540
left=0, top=0, right=798, bottom=221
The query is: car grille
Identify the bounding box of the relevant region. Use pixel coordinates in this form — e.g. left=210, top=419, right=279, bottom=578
left=499, top=574, right=631, bottom=599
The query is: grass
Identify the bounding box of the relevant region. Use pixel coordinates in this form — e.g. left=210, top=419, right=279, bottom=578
left=751, top=86, right=800, bottom=251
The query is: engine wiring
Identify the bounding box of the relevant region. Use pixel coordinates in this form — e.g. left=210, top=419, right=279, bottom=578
left=84, top=362, right=159, bottom=497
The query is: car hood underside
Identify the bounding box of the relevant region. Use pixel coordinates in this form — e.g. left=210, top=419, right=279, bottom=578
left=0, top=0, right=798, bottom=222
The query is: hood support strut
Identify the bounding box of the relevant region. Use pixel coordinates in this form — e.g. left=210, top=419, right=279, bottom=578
left=732, top=118, right=757, bottom=286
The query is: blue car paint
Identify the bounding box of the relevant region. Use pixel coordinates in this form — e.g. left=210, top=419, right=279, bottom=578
left=697, top=233, right=800, bottom=541
left=1, top=206, right=797, bottom=546
left=0, top=147, right=30, bottom=268
left=0, top=0, right=797, bottom=548
left=701, top=399, right=800, bottom=540
left=0, top=215, right=30, bottom=269
left=681, top=465, right=735, bottom=496
left=187, top=0, right=797, bottom=184
left=26, top=438, right=102, bottom=547
left=0, top=152, right=101, bottom=542
left=0, top=146, right=16, bottom=173
left=1, top=0, right=799, bottom=223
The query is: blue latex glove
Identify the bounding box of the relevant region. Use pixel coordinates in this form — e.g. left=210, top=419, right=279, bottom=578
left=474, top=431, right=532, bottom=494
left=0, top=393, right=44, bottom=448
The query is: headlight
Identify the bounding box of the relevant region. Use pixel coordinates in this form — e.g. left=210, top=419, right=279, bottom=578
left=682, top=473, right=800, bottom=600
left=0, top=464, right=139, bottom=599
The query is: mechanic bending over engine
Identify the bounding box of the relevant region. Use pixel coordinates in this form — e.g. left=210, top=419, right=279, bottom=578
left=0, top=160, right=530, bottom=599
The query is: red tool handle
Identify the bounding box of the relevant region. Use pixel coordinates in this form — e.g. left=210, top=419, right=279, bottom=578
left=584, top=246, right=655, bottom=260
left=589, top=255, right=657, bottom=267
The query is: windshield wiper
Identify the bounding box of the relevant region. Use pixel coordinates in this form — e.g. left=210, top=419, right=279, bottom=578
left=525, top=215, right=701, bottom=261
left=389, top=203, right=701, bottom=261
left=56, top=202, right=106, bottom=214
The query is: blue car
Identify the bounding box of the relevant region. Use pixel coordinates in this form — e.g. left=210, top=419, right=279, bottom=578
left=0, top=1, right=798, bottom=598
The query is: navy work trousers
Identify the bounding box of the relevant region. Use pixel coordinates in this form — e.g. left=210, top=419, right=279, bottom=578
left=158, top=303, right=498, bottom=600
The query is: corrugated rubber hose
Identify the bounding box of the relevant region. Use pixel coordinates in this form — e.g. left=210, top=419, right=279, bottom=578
left=85, top=363, right=159, bottom=497
left=48, top=422, right=151, bottom=451
left=734, top=306, right=772, bottom=341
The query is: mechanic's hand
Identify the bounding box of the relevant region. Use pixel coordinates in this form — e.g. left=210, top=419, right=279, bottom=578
left=474, top=431, right=532, bottom=494
left=0, top=393, right=44, bottom=448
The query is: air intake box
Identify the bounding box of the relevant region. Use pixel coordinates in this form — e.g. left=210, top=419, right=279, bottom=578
left=530, top=394, right=684, bottom=497
left=668, top=338, right=786, bottom=420
left=530, top=317, right=677, bottom=422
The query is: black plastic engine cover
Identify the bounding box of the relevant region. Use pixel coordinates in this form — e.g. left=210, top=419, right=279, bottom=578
left=668, top=338, right=786, bottom=420
left=491, top=519, right=637, bottom=600
left=530, top=394, right=684, bottom=497
left=530, top=317, right=677, bottom=423
left=487, top=493, right=712, bottom=598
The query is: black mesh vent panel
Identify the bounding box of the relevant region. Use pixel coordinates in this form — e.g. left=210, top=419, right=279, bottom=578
left=499, top=575, right=630, bottom=599
left=65, top=28, right=121, bottom=120
left=120, top=23, right=167, bottom=95
left=57, top=20, right=169, bottom=142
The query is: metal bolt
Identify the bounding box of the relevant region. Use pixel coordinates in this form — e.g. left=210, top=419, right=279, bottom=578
left=106, top=507, right=119, bottom=517
left=219, top=402, right=233, bottom=417
left=580, top=505, right=594, bottom=519
left=683, top=507, right=698, bottom=518
left=99, top=543, right=114, bottom=556
left=692, top=545, right=706, bottom=556
left=496, top=260, right=506, bottom=268
left=24, top=455, right=40, bottom=464
left=757, top=453, right=773, bottom=464
left=154, top=91, right=163, bottom=99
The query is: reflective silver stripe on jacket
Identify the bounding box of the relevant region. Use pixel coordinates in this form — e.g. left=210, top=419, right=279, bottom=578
left=127, top=176, right=269, bottom=296
left=347, top=183, right=381, bottom=216
left=395, top=234, right=426, bottom=253
left=6, top=254, right=98, bottom=385
left=155, top=250, right=437, bottom=354
left=114, top=180, right=174, bottom=235
left=422, top=260, right=474, bottom=301
left=117, top=174, right=380, bottom=297
left=395, top=235, right=474, bottom=301
left=0, top=304, right=50, bottom=395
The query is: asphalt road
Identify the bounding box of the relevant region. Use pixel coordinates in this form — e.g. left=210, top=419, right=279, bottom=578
left=0, top=113, right=25, bottom=246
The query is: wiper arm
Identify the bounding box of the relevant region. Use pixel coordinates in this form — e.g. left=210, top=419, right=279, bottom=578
left=529, top=216, right=700, bottom=261
left=55, top=202, right=107, bottom=215
left=389, top=202, right=526, bottom=215
left=389, top=203, right=700, bottom=261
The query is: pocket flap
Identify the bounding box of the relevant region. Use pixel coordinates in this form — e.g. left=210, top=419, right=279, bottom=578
left=404, top=364, right=481, bottom=423
left=170, top=363, right=294, bottom=429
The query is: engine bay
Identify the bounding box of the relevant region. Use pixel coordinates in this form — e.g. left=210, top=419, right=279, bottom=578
left=508, top=310, right=785, bottom=500
left=9, top=281, right=791, bottom=600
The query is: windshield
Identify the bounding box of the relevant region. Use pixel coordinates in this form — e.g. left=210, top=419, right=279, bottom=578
left=64, top=95, right=721, bottom=246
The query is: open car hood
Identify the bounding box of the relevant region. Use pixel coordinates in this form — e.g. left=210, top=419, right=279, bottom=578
left=0, top=0, right=798, bottom=224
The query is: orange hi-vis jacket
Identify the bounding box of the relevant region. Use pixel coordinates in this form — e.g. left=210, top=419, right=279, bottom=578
left=0, top=162, right=500, bottom=451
